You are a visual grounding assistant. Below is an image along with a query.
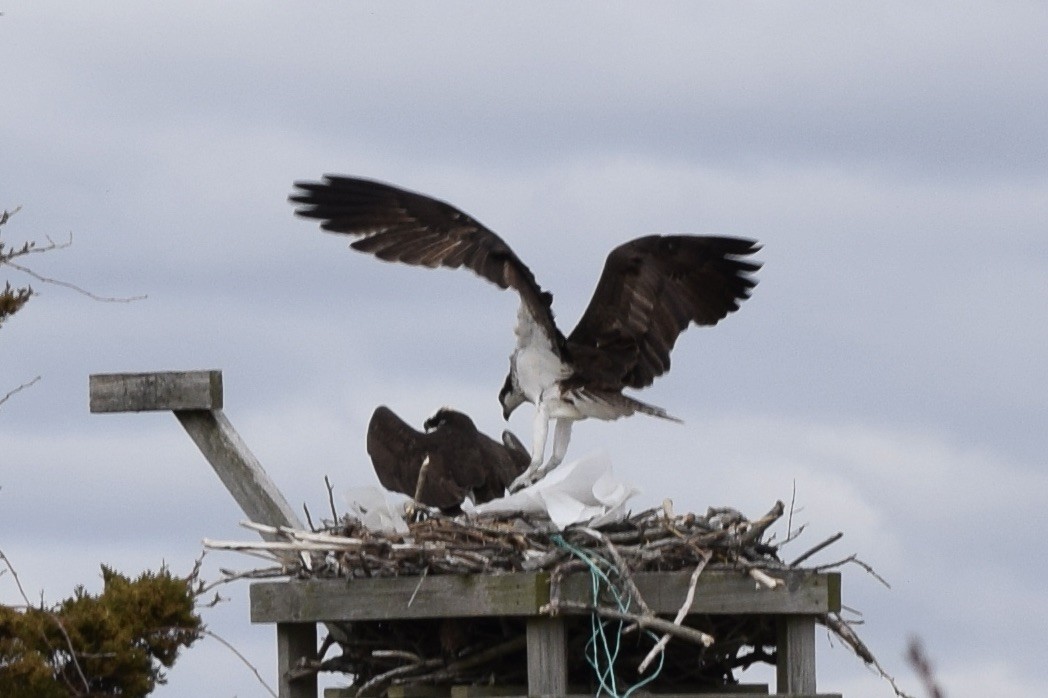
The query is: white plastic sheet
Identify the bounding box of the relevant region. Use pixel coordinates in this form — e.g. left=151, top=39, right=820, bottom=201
left=343, top=486, right=411, bottom=535
left=467, top=452, right=639, bottom=530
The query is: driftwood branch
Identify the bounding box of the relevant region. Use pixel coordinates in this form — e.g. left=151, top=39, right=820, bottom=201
left=789, top=531, right=844, bottom=567
left=543, top=599, right=715, bottom=647
left=638, top=550, right=712, bottom=673
left=740, top=499, right=785, bottom=546
left=823, top=613, right=915, bottom=698
left=813, top=553, right=891, bottom=588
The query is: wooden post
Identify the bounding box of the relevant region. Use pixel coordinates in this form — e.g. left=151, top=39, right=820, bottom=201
left=525, top=616, right=567, bottom=697
left=777, top=615, right=817, bottom=694
left=277, top=622, right=318, bottom=698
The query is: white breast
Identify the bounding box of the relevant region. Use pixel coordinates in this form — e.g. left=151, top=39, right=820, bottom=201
left=511, top=302, right=572, bottom=406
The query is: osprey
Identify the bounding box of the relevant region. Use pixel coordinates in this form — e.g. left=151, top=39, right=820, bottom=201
left=366, top=406, right=529, bottom=512
left=291, top=176, right=760, bottom=489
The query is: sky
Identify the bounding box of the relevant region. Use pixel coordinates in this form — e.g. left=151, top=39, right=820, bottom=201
left=2, top=2, right=1046, bottom=696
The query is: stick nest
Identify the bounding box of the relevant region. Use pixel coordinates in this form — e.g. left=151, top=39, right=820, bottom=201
left=208, top=499, right=902, bottom=696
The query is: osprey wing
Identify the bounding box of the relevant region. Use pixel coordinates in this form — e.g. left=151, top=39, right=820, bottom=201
left=566, top=235, right=760, bottom=390
left=291, top=175, right=557, bottom=342
left=366, top=406, right=468, bottom=509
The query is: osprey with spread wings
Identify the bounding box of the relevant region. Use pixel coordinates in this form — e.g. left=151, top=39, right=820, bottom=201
left=291, top=176, right=760, bottom=490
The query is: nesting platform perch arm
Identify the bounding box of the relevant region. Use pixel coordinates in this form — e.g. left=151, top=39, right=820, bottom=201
left=90, top=370, right=319, bottom=697
left=89, top=370, right=304, bottom=536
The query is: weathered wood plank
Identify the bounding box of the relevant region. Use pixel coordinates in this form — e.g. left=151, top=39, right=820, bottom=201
left=777, top=615, right=817, bottom=694
left=277, top=622, right=318, bottom=698
left=175, top=409, right=304, bottom=537
left=251, top=571, right=838, bottom=623
left=251, top=574, right=551, bottom=623
left=561, top=570, right=839, bottom=615
left=89, top=370, right=222, bottom=412
left=526, top=616, right=567, bottom=697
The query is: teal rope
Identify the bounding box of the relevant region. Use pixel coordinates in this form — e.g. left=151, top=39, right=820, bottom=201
left=551, top=535, right=666, bottom=697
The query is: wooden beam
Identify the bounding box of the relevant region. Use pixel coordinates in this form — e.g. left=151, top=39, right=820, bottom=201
left=252, top=574, right=551, bottom=623
left=175, top=409, right=304, bottom=534
left=89, top=371, right=222, bottom=412
left=560, top=570, right=837, bottom=616
left=250, top=571, right=838, bottom=624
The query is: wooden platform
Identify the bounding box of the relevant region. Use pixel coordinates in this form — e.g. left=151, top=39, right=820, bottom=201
left=251, top=570, right=841, bottom=698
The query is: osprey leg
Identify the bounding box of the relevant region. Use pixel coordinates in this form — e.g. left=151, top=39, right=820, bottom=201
left=544, top=418, right=573, bottom=472
left=508, top=406, right=550, bottom=491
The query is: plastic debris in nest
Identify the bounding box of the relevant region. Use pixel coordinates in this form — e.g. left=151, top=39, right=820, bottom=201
left=465, top=452, right=639, bottom=530
left=342, top=452, right=638, bottom=535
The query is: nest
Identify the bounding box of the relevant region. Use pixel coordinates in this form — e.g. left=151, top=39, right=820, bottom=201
left=208, top=499, right=894, bottom=697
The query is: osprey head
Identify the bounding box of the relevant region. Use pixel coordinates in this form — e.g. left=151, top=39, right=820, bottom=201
left=498, top=371, right=525, bottom=420
left=424, top=407, right=475, bottom=433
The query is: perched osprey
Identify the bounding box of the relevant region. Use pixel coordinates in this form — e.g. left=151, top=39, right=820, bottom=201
left=366, top=406, right=529, bottom=512
left=291, top=176, right=760, bottom=490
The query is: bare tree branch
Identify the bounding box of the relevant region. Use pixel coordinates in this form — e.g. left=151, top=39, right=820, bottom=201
left=4, top=236, right=146, bottom=302
left=0, top=375, right=41, bottom=407
left=197, top=628, right=278, bottom=698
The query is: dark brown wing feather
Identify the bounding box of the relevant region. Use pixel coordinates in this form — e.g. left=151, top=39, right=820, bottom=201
left=366, top=406, right=470, bottom=509
left=567, top=235, right=760, bottom=390
left=471, top=431, right=530, bottom=504
left=367, top=406, right=525, bottom=509
left=291, top=176, right=559, bottom=343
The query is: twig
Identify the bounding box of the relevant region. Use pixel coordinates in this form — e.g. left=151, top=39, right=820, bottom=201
left=747, top=567, right=784, bottom=589
left=0, top=375, right=41, bottom=407
left=545, top=599, right=715, bottom=647
left=907, top=638, right=945, bottom=698
left=739, top=500, right=784, bottom=546
left=199, top=628, right=278, bottom=698
left=788, top=531, right=843, bottom=567
left=577, top=527, right=651, bottom=615
left=638, top=550, right=712, bottom=673
left=372, top=649, right=423, bottom=664
left=195, top=566, right=288, bottom=595
left=5, top=257, right=146, bottom=302
left=406, top=567, right=428, bottom=607
left=325, top=475, right=339, bottom=522
left=355, top=655, right=439, bottom=696
left=813, top=554, right=891, bottom=589
left=0, top=205, right=23, bottom=226
left=407, top=635, right=528, bottom=684
left=823, top=614, right=915, bottom=698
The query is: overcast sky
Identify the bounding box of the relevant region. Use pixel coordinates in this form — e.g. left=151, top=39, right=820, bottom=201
left=2, top=2, right=1046, bottom=696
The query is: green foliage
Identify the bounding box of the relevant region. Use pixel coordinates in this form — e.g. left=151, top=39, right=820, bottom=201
left=0, top=207, right=34, bottom=328
left=0, top=565, right=202, bottom=698
left=0, top=281, right=33, bottom=328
